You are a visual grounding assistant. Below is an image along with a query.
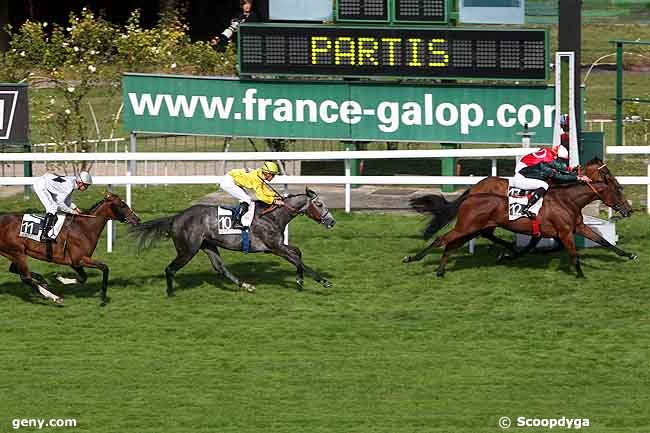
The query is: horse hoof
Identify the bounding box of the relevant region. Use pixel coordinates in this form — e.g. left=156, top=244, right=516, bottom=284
left=436, top=271, right=445, bottom=278
left=321, top=280, right=332, bottom=288
left=241, top=282, right=256, bottom=293
left=56, top=275, right=78, bottom=285
left=630, top=254, right=638, bottom=261
left=403, top=256, right=412, bottom=263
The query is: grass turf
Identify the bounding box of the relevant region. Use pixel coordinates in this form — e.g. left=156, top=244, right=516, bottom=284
left=0, top=186, right=649, bottom=432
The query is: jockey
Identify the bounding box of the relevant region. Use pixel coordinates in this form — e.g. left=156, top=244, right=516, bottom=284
left=33, top=171, right=92, bottom=241
left=219, top=161, right=284, bottom=229
left=511, top=144, right=590, bottom=217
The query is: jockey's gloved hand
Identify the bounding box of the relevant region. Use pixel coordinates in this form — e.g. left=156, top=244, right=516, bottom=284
left=578, top=175, right=591, bottom=183
left=273, top=198, right=284, bottom=206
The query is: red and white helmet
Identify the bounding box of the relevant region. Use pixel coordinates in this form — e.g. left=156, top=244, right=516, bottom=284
left=552, top=144, right=569, bottom=160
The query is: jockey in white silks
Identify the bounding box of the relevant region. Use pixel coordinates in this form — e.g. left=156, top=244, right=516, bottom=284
left=218, top=161, right=284, bottom=229
left=32, top=171, right=92, bottom=241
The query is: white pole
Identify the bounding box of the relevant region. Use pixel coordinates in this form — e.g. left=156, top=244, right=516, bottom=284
left=107, top=183, right=113, bottom=253
left=647, top=163, right=650, bottom=215
left=107, top=219, right=113, bottom=253
left=491, top=159, right=497, bottom=176
left=344, top=159, right=351, bottom=214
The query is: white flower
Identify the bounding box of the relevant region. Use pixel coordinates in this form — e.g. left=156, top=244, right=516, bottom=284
left=167, top=51, right=172, bottom=56
left=65, top=109, right=71, bottom=115
left=66, top=27, right=72, bottom=32
left=171, top=63, right=177, bottom=69
left=49, top=98, right=55, bottom=105
left=43, top=22, right=48, bottom=27
left=73, top=46, right=79, bottom=52
left=67, top=87, right=75, bottom=93
left=89, top=50, right=96, bottom=55
left=62, top=42, right=68, bottom=47
left=19, top=51, right=25, bottom=57
left=88, top=65, right=96, bottom=73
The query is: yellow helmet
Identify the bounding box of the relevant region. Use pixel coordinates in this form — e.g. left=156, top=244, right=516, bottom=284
left=261, top=161, right=280, bottom=174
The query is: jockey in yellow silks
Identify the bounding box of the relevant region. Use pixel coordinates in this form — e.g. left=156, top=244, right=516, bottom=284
left=219, top=161, right=284, bottom=229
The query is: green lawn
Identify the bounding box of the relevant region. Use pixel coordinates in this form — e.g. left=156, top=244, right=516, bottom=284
left=0, top=186, right=649, bottom=433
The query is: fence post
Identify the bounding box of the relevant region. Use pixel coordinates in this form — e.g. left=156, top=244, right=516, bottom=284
left=344, top=158, right=351, bottom=214
left=647, top=163, right=650, bottom=215
left=107, top=183, right=112, bottom=253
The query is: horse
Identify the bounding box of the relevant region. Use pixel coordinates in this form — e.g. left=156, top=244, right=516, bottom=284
left=404, top=158, right=633, bottom=278
left=442, top=158, right=638, bottom=261
left=129, top=187, right=336, bottom=295
left=0, top=192, right=141, bottom=305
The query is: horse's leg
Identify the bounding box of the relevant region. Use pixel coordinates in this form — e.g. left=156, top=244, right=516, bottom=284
left=480, top=228, right=517, bottom=254
left=165, top=250, right=198, bottom=297
left=557, top=231, right=584, bottom=278
left=11, top=262, right=48, bottom=285
left=55, top=266, right=88, bottom=286
left=78, top=257, right=109, bottom=305
left=271, top=245, right=330, bottom=289
left=435, top=232, right=479, bottom=277
left=12, top=256, right=63, bottom=304
left=202, top=246, right=255, bottom=293
left=403, top=240, right=437, bottom=263
left=575, top=223, right=637, bottom=260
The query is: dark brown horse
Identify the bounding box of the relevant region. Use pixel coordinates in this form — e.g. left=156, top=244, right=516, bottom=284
left=404, top=158, right=633, bottom=278
left=0, top=192, right=140, bottom=305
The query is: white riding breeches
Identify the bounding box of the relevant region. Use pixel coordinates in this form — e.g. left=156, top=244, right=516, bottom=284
left=219, top=175, right=255, bottom=226
left=33, top=181, right=58, bottom=214
left=510, top=173, right=549, bottom=191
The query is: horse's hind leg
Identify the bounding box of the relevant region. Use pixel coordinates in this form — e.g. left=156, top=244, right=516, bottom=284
left=202, top=246, right=255, bottom=293
left=435, top=231, right=480, bottom=277
left=480, top=228, right=517, bottom=255
left=12, top=256, right=63, bottom=304
left=165, top=249, right=199, bottom=297
left=403, top=240, right=438, bottom=263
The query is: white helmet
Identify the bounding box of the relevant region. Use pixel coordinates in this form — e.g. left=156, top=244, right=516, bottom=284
left=77, top=171, right=93, bottom=185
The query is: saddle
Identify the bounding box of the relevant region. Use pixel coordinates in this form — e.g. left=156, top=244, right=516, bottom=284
left=19, top=214, right=66, bottom=242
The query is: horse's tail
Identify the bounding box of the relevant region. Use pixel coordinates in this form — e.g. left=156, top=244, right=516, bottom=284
left=128, top=215, right=174, bottom=250
left=410, top=189, right=471, bottom=239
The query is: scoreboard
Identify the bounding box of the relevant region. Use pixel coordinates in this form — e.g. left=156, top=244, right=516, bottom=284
left=238, top=24, right=548, bottom=80
left=336, top=0, right=447, bottom=23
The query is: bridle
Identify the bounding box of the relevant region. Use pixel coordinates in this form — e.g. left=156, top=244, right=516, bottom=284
left=583, top=164, right=626, bottom=214
left=260, top=195, right=330, bottom=223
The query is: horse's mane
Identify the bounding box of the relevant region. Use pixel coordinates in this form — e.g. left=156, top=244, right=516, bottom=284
left=86, top=197, right=107, bottom=213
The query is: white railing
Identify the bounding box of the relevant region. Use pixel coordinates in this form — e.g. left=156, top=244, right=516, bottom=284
left=606, top=146, right=650, bottom=215
left=1, top=149, right=649, bottom=252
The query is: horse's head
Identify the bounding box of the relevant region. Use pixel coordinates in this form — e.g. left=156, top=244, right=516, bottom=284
left=91, top=192, right=141, bottom=225
left=298, top=187, right=336, bottom=229
left=581, top=158, right=632, bottom=217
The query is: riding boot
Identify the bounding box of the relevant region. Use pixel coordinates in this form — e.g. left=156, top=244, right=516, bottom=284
left=522, top=187, right=546, bottom=218
left=41, top=213, right=57, bottom=242
left=232, top=202, right=249, bottom=230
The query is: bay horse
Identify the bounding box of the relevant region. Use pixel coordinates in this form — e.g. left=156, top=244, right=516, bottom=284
left=0, top=193, right=140, bottom=305
left=129, top=187, right=336, bottom=295
left=404, top=158, right=633, bottom=278
left=451, top=158, right=638, bottom=260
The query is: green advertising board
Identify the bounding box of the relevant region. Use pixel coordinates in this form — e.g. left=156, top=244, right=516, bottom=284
left=123, top=73, right=555, bottom=144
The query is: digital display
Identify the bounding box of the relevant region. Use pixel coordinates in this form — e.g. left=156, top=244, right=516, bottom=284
left=337, top=0, right=389, bottom=21
left=395, top=0, right=446, bottom=22
left=239, top=24, right=548, bottom=80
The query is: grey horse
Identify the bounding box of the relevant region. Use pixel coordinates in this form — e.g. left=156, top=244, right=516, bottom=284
left=129, top=187, right=336, bottom=295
